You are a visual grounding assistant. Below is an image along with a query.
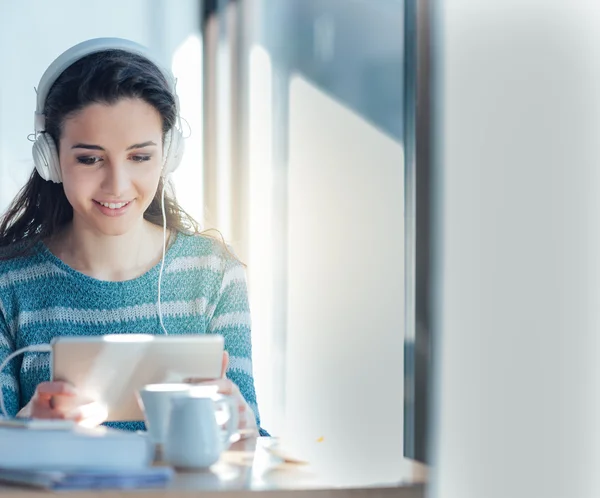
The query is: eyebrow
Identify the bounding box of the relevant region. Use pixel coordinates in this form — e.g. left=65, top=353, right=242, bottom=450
left=71, top=141, right=158, bottom=151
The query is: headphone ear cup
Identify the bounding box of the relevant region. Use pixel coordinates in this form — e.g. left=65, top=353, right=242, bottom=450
left=32, top=133, right=62, bottom=183
left=162, top=128, right=185, bottom=176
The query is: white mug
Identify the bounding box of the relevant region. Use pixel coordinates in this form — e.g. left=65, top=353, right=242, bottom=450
left=137, top=383, right=192, bottom=446
left=164, top=392, right=239, bottom=470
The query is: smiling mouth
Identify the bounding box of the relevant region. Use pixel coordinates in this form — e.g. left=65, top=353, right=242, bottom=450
left=93, top=200, right=132, bottom=210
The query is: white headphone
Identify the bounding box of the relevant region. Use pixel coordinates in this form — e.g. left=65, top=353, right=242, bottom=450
left=32, top=37, right=185, bottom=183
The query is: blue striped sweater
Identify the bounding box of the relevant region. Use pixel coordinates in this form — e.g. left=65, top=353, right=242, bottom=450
left=0, top=231, right=266, bottom=435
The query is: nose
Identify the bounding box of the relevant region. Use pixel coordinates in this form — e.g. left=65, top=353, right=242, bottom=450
left=101, top=158, right=130, bottom=196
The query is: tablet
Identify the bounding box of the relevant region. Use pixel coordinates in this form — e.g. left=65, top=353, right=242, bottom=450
left=50, top=334, right=224, bottom=422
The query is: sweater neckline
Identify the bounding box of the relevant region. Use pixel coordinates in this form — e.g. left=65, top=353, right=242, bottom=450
left=35, top=231, right=183, bottom=288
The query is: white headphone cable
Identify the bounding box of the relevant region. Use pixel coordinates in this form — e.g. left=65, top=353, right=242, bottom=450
left=156, top=177, right=169, bottom=335
left=0, top=345, right=52, bottom=419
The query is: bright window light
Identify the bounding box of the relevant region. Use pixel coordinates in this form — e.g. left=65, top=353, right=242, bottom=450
left=171, top=34, right=204, bottom=227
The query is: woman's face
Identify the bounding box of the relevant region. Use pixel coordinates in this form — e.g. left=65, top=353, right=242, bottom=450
left=58, top=98, right=164, bottom=237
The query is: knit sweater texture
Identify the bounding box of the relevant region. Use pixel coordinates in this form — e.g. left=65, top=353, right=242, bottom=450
left=0, top=232, right=266, bottom=435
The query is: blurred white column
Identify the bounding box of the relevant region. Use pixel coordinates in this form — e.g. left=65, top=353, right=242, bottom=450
left=429, top=2, right=600, bottom=497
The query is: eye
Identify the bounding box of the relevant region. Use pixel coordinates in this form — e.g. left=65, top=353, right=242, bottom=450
left=131, top=155, right=152, bottom=163
left=76, top=156, right=102, bottom=165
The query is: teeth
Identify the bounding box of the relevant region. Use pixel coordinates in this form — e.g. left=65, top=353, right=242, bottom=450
left=99, top=201, right=129, bottom=209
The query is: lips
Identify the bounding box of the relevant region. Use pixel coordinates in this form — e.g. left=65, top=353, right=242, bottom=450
left=93, top=199, right=134, bottom=217
left=95, top=200, right=131, bottom=210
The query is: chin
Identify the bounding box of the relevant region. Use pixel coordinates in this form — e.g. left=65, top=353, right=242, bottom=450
left=74, top=204, right=149, bottom=236
left=93, top=215, right=142, bottom=237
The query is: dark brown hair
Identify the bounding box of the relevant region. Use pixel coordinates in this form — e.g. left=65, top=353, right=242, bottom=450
left=0, top=49, right=201, bottom=259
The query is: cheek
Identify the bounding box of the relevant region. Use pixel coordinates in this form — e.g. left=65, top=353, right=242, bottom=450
left=61, top=172, right=94, bottom=207
left=137, top=169, right=163, bottom=203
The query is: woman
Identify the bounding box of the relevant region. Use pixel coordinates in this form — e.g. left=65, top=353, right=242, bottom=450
left=0, top=38, right=266, bottom=436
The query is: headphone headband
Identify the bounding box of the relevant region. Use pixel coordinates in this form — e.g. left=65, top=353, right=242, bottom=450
left=34, top=37, right=177, bottom=134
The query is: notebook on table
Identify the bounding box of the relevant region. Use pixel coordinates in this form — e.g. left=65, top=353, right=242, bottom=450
left=0, top=420, right=152, bottom=470
left=0, top=467, right=174, bottom=490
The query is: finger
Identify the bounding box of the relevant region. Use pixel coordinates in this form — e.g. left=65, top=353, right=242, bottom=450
left=189, top=378, right=236, bottom=395
left=183, top=377, right=219, bottom=386
left=183, top=379, right=246, bottom=411
left=240, top=408, right=256, bottom=429
left=33, top=394, right=83, bottom=419
left=36, top=382, right=77, bottom=398
left=67, top=402, right=108, bottom=428
left=30, top=405, right=67, bottom=420
left=183, top=376, right=229, bottom=388
left=221, top=350, right=229, bottom=378
left=181, top=378, right=247, bottom=413
left=49, top=394, right=86, bottom=412
left=207, top=381, right=247, bottom=413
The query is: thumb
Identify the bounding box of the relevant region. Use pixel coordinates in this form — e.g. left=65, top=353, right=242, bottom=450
left=221, top=350, right=229, bottom=378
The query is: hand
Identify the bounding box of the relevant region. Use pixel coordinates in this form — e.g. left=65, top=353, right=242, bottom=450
left=22, top=381, right=107, bottom=427
left=184, top=351, right=258, bottom=438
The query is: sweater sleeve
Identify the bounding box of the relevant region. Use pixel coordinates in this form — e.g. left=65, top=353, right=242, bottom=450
left=206, top=255, right=269, bottom=436
left=0, top=298, right=19, bottom=417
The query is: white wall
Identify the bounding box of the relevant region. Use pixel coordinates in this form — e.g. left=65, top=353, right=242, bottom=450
left=430, top=2, right=600, bottom=498
left=0, top=0, right=202, bottom=218
left=279, top=75, right=406, bottom=487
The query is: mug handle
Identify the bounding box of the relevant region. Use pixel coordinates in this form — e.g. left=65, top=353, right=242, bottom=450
left=214, top=395, right=239, bottom=447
